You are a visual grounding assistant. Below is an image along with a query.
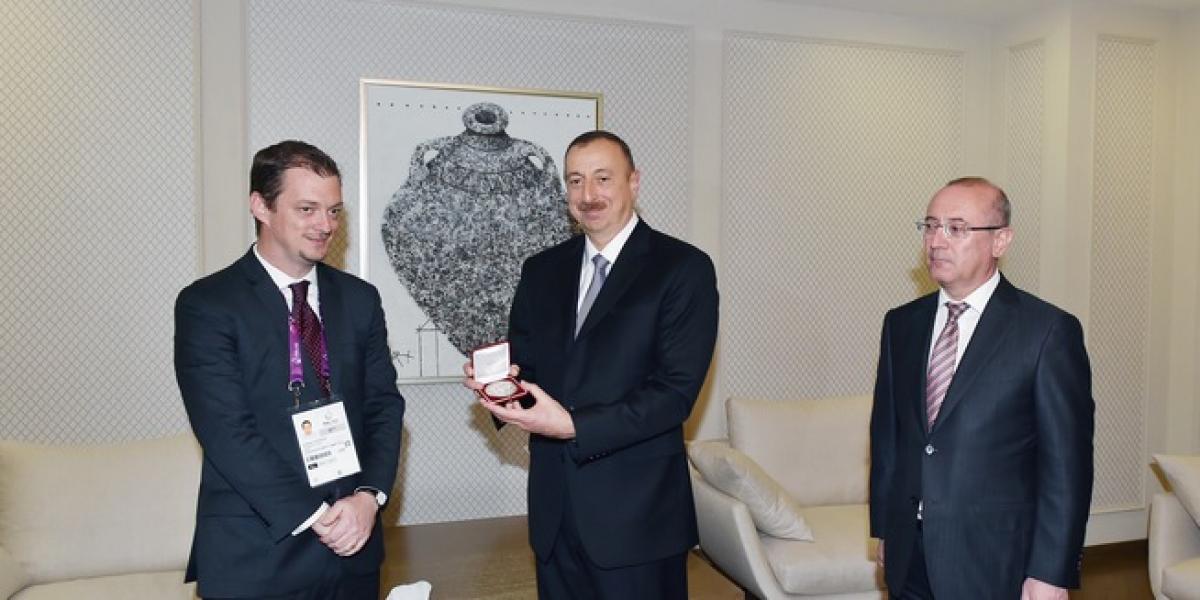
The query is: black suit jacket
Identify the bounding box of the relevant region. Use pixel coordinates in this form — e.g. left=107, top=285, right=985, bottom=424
left=174, top=249, right=405, bottom=598
left=507, top=219, right=719, bottom=568
left=869, top=275, right=1093, bottom=598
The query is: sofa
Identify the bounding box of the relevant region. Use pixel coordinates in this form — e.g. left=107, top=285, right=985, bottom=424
left=0, top=434, right=200, bottom=599
left=689, top=394, right=884, bottom=599
left=1150, top=454, right=1200, bottom=600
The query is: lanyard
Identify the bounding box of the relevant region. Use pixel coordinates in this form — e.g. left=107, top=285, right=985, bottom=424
left=288, top=312, right=330, bottom=405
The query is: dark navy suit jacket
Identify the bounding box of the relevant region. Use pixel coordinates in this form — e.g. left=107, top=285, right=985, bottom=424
left=175, top=249, right=404, bottom=597
left=508, top=219, right=719, bottom=568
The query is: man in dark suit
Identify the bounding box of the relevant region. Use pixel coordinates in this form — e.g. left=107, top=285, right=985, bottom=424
left=469, top=130, right=719, bottom=599
left=175, top=140, right=405, bottom=599
left=869, top=177, right=1094, bottom=600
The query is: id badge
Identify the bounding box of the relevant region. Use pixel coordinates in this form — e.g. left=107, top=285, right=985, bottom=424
left=290, top=396, right=361, bottom=488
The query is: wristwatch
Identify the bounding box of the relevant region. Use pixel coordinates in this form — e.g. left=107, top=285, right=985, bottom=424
left=355, top=486, right=388, bottom=507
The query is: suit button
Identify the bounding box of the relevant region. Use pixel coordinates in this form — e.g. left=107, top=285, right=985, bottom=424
left=925, top=444, right=935, bottom=455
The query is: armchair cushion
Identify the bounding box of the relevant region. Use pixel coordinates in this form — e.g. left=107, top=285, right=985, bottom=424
left=728, top=395, right=871, bottom=506
left=1155, top=454, right=1200, bottom=527
left=12, top=571, right=194, bottom=600
left=0, top=435, right=199, bottom=586
left=688, top=440, right=813, bottom=541
left=0, top=546, right=28, bottom=600
left=759, top=504, right=880, bottom=595
left=1163, top=557, right=1200, bottom=600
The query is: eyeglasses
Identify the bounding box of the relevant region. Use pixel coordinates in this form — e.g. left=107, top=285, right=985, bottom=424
left=916, top=218, right=1006, bottom=239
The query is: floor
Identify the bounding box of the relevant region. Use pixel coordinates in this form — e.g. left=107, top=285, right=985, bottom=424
left=381, top=518, right=1152, bottom=599
left=380, top=516, right=743, bottom=599
left=1074, top=540, right=1154, bottom=600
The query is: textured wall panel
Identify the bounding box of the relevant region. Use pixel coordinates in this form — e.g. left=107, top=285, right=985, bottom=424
left=0, top=0, right=196, bottom=443
left=1002, top=42, right=1043, bottom=292
left=1090, top=36, right=1154, bottom=511
left=247, top=0, right=691, bottom=524
left=722, top=33, right=965, bottom=400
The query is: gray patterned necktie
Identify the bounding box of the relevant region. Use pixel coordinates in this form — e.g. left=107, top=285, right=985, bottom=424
left=575, top=254, right=610, bottom=337
left=925, top=301, right=968, bottom=431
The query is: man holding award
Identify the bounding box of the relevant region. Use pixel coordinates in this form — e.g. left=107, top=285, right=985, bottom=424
left=467, top=130, right=720, bottom=599
left=175, top=140, right=405, bottom=598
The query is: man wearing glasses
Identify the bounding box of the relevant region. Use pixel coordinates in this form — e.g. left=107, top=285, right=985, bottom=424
left=869, top=177, right=1094, bottom=600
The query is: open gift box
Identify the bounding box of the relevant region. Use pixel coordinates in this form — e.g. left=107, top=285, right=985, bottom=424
left=471, top=341, right=529, bottom=404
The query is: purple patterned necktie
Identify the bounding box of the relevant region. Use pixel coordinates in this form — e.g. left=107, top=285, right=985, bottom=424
left=289, top=281, right=330, bottom=397
left=925, top=301, right=968, bottom=431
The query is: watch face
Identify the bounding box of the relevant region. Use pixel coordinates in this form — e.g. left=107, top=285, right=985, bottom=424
left=374, top=491, right=388, bottom=506
left=484, top=380, right=518, bottom=398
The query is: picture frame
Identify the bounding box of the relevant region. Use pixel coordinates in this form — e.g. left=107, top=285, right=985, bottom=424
left=359, top=79, right=602, bottom=382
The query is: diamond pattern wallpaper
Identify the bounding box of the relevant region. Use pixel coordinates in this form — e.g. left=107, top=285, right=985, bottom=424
left=0, top=0, right=196, bottom=443
left=721, top=33, right=965, bottom=401
left=1003, top=42, right=1044, bottom=293
left=1090, top=36, right=1154, bottom=511
left=0, top=0, right=1166, bottom=532
left=247, top=0, right=691, bottom=524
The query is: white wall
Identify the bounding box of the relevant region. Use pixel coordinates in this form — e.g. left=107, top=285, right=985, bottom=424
left=2, top=0, right=1196, bottom=538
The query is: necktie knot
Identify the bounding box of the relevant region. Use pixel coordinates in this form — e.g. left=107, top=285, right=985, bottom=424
left=592, top=254, right=609, bottom=273
left=946, top=301, right=968, bottom=321
left=289, top=281, right=310, bottom=315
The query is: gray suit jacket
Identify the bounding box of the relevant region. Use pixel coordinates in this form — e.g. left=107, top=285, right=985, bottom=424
left=869, top=275, right=1093, bottom=598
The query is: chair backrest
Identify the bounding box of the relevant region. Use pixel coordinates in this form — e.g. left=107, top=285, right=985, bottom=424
left=0, top=433, right=200, bottom=584
left=727, top=395, right=871, bottom=506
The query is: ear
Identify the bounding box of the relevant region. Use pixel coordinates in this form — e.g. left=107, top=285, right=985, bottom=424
left=250, top=192, right=270, bottom=227
left=628, top=169, right=642, bottom=198
left=991, top=227, right=1014, bottom=258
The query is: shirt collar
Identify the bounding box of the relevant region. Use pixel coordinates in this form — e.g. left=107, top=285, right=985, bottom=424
left=938, top=269, right=1000, bottom=314
left=584, top=213, right=639, bottom=267
left=253, top=243, right=317, bottom=293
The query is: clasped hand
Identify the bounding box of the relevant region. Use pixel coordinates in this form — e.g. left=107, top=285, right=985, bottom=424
left=312, top=491, right=378, bottom=556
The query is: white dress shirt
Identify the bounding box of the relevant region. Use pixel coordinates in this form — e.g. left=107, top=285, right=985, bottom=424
left=577, top=214, right=640, bottom=312
left=927, top=269, right=1002, bottom=365
left=253, top=244, right=321, bottom=320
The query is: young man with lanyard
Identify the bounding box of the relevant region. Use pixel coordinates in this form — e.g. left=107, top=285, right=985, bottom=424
left=175, top=140, right=404, bottom=599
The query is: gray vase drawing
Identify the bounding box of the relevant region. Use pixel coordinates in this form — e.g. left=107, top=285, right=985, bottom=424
left=381, top=102, right=572, bottom=357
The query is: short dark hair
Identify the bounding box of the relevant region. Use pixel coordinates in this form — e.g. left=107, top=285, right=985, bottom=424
left=565, top=130, right=635, bottom=172
left=250, top=140, right=341, bottom=233
left=945, top=176, right=1011, bottom=226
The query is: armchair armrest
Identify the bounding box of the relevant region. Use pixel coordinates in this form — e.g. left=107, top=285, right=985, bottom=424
left=0, top=545, right=29, bottom=600
left=691, top=468, right=790, bottom=599
left=1149, top=492, right=1200, bottom=599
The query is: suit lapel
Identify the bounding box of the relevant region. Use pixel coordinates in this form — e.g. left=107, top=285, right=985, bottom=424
left=930, top=275, right=1018, bottom=433
left=237, top=250, right=296, bottom=404
left=241, top=250, right=290, bottom=353
left=574, top=219, right=651, bottom=342
left=316, top=264, right=348, bottom=393
left=553, top=236, right=585, bottom=354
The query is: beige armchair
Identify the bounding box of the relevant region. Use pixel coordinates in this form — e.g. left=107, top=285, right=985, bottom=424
left=0, top=434, right=199, bottom=599
left=1150, top=455, right=1200, bottom=600
left=689, top=395, right=884, bottom=599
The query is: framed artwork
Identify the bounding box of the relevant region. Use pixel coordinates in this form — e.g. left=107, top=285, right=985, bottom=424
left=359, top=79, right=602, bottom=382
